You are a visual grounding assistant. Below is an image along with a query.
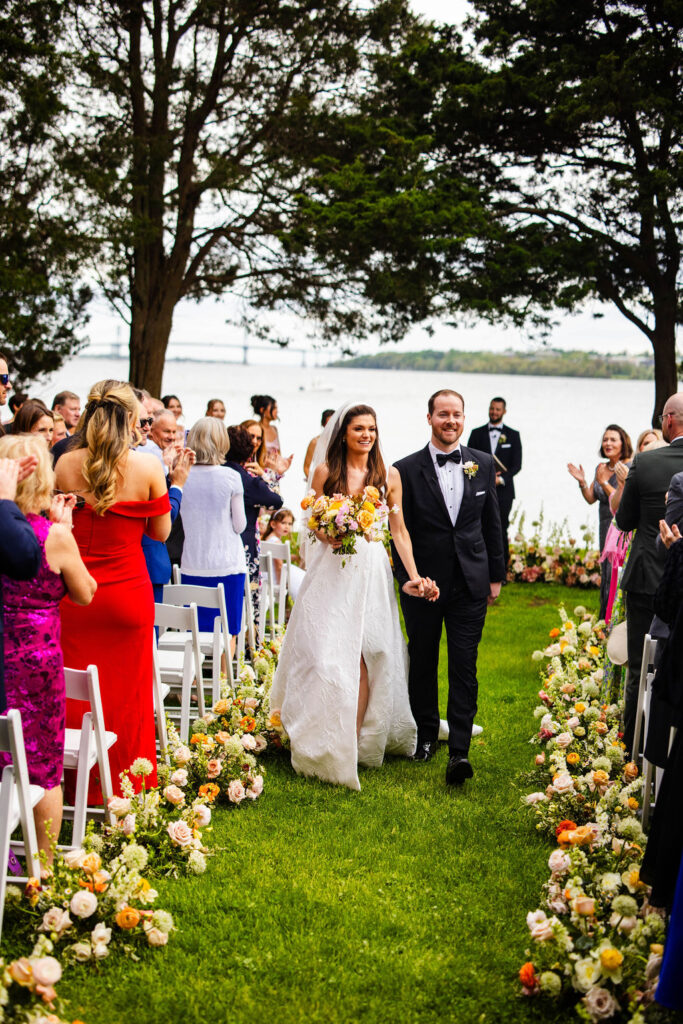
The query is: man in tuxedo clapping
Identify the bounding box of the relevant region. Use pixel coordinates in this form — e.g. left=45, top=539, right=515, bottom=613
left=468, top=397, right=522, bottom=572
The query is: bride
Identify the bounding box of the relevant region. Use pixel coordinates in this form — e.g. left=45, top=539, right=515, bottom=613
left=270, top=403, right=438, bottom=790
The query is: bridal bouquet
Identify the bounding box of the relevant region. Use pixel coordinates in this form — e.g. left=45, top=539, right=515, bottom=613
left=301, top=486, right=396, bottom=559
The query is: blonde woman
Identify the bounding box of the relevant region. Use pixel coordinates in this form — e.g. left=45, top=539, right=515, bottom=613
left=56, top=380, right=171, bottom=799
left=0, top=433, right=95, bottom=861
left=180, top=417, right=247, bottom=647
left=50, top=412, right=68, bottom=448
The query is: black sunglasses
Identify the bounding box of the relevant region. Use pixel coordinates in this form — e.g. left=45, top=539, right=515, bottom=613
left=52, top=489, right=86, bottom=510
left=139, top=417, right=154, bottom=428
left=0, top=374, right=9, bottom=386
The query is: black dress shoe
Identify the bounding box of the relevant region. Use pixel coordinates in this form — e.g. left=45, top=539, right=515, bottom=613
left=446, top=756, right=474, bottom=786
left=412, top=740, right=438, bottom=762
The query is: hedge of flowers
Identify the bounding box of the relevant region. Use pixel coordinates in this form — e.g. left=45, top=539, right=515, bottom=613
left=508, top=512, right=601, bottom=587
left=2, top=635, right=285, bottom=1021
left=519, top=605, right=665, bottom=1022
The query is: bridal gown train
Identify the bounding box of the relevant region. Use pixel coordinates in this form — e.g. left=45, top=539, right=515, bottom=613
left=270, top=536, right=417, bottom=790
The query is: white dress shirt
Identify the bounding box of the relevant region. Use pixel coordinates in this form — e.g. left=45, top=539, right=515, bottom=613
left=487, top=422, right=502, bottom=454
left=429, top=442, right=464, bottom=526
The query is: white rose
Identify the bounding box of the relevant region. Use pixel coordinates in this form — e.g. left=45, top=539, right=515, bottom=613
left=173, top=744, right=192, bottom=766
left=555, top=732, right=573, bottom=749
left=121, top=813, right=136, bottom=836
left=247, top=775, right=264, bottom=798
left=29, top=956, right=61, bottom=987
left=525, top=792, right=548, bottom=805
left=145, top=926, right=169, bottom=947
left=91, top=922, right=111, bottom=946
left=167, top=820, right=194, bottom=847
left=193, top=804, right=211, bottom=827
left=92, top=941, right=110, bottom=960
left=241, top=734, right=257, bottom=751
left=71, top=940, right=92, bottom=962
left=566, top=717, right=580, bottom=730
left=170, top=769, right=188, bottom=787
left=252, top=735, right=267, bottom=753
left=70, top=890, right=98, bottom=918
left=107, top=796, right=131, bottom=818
left=551, top=773, right=574, bottom=795
left=62, top=848, right=86, bottom=870
left=526, top=910, right=553, bottom=942
left=163, top=785, right=185, bottom=806
left=574, top=958, right=602, bottom=993
left=39, top=907, right=72, bottom=938
left=227, top=779, right=245, bottom=804
left=548, top=849, right=571, bottom=875
left=582, top=986, right=619, bottom=1020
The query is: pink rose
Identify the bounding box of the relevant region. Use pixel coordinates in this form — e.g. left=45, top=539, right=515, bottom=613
left=548, top=849, right=571, bottom=875
left=246, top=775, right=264, bottom=799
left=107, top=796, right=131, bottom=818
left=244, top=697, right=259, bottom=710
left=566, top=716, right=580, bottom=730
left=555, top=732, right=573, bottom=749
left=174, top=745, right=192, bottom=766
left=121, top=813, right=136, bottom=836
left=206, top=758, right=223, bottom=779
left=253, top=735, right=267, bottom=754
left=525, top=792, right=548, bottom=805
left=538, top=690, right=550, bottom=703
left=193, top=804, right=211, bottom=827
left=145, top=926, right=169, bottom=947
left=163, top=785, right=185, bottom=806
left=526, top=910, right=554, bottom=942
left=29, top=957, right=62, bottom=987
left=227, top=779, right=246, bottom=804
left=167, top=820, right=194, bottom=847
left=551, top=773, right=574, bottom=795
left=535, top=753, right=546, bottom=766
left=170, top=769, right=188, bottom=787
left=241, top=734, right=257, bottom=751
left=582, top=986, right=618, bottom=1020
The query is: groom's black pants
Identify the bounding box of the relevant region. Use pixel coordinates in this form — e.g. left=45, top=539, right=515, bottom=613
left=401, top=559, right=488, bottom=756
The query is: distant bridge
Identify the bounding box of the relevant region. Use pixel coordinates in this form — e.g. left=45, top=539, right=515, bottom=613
left=85, top=337, right=340, bottom=367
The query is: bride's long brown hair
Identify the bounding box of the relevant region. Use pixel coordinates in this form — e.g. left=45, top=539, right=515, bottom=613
left=323, top=405, right=386, bottom=496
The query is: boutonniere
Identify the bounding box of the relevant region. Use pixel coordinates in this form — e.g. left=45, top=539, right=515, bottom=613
left=500, top=434, right=507, bottom=444
left=463, top=461, right=479, bottom=479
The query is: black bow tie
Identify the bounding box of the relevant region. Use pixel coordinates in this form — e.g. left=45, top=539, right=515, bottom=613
left=488, top=424, right=501, bottom=431
left=436, top=450, right=462, bottom=467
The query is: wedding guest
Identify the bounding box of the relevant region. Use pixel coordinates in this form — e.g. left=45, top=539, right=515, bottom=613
left=251, top=394, right=293, bottom=477
left=57, top=379, right=171, bottom=799
left=51, top=390, right=81, bottom=434
left=468, top=397, right=523, bottom=569
left=567, top=424, right=633, bottom=618
left=142, top=447, right=194, bottom=601
left=180, top=417, right=247, bottom=648
left=615, top=394, right=683, bottom=753
left=162, top=394, right=183, bottom=420
left=206, top=398, right=226, bottom=420
left=0, top=433, right=96, bottom=860
left=225, top=425, right=282, bottom=621
left=13, top=400, right=55, bottom=445
left=3, top=391, right=28, bottom=431
left=303, top=409, right=335, bottom=479
left=240, top=418, right=267, bottom=473
left=148, top=409, right=180, bottom=473
left=262, top=508, right=306, bottom=600
left=0, top=351, right=13, bottom=436
left=636, top=427, right=663, bottom=452
left=143, top=394, right=164, bottom=416
left=51, top=412, right=68, bottom=448
left=0, top=453, right=41, bottom=712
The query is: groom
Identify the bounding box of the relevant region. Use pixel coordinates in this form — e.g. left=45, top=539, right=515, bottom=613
left=392, top=389, right=506, bottom=786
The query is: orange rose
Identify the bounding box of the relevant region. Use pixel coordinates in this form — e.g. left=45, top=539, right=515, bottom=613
left=571, top=825, right=595, bottom=847
left=364, top=486, right=380, bottom=502
left=573, top=896, right=595, bottom=916
left=239, top=715, right=256, bottom=732
left=594, top=721, right=608, bottom=735
left=115, top=906, right=141, bottom=930
left=566, top=752, right=580, bottom=766
left=624, top=762, right=639, bottom=781
left=81, top=852, right=102, bottom=875
left=214, top=730, right=231, bottom=745
left=213, top=699, right=230, bottom=715
left=556, top=819, right=578, bottom=837
left=268, top=710, right=282, bottom=729
left=627, top=797, right=639, bottom=811
left=519, top=962, right=537, bottom=989
left=198, top=782, right=220, bottom=802
left=357, top=509, right=375, bottom=532
left=557, top=830, right=573, bottom=848
left=573, top=702, right=586, bottom=714
left=549, top=628, right=561, bottom=638
left=190, top=733, right=208, bottom=745
left=592, top=769, right=610, bottom=787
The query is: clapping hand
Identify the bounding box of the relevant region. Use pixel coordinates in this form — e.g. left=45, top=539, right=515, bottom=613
left=614, top=461, right=629, bottom=484
left=659, top=519, right=682, bottom=549
left=567, top=462, right=586, bottom=487
left=245, top=460, right=264, bottom=477
left=0, top=455, right=38, bottom=501
left=169, top=447, right=195, bottom=488
left=595, top=463, right=611, bottom=486
left=265, top=451, right=294, bottom=476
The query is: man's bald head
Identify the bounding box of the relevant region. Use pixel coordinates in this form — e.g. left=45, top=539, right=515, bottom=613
left=662, top=393, right=683, bottom=441
left=151, top=410, right=177, bottom=449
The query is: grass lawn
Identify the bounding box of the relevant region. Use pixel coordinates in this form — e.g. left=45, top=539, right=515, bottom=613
left=51, top=584, right=599, bottom=1023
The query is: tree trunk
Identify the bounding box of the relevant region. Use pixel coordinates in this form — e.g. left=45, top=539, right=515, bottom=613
left=128, top=297, right=176, bottom=396
left=650, top=308, right=679, bottom=427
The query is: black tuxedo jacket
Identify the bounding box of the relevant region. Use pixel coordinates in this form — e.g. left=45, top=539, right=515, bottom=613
left=615, top=439, right=683, bottom=595
left=391, top=444, right=506, bottom=600
left=467, top=423, right=522, bottom=500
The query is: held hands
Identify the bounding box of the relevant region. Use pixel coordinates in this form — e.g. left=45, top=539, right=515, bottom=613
left=402, top=577, right=440, bottom=602
left=659, top=519, right=682, bottom=549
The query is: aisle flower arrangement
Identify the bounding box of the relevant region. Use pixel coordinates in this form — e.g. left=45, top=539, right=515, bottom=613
left=1, top=946, right=76, bottom=1023
left=508, top=512, right=601, bottom=587
left=520, top=605, right=664, bottom=1022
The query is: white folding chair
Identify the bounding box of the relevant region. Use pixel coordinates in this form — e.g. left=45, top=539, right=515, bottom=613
left=260, top=540, right=291, bottom=627
left=633, top=634, right=657, bottom=762
left=155, top=602, right=205, bottom=741
left=61, top=665, right=117, bottom=846
left=0, top=709, right=43, bottom=937
left=258, top=550, right=276, bottom=644
left=158, top=582, right=233, bottom=695
left=152, top=633, right=171, bottom=763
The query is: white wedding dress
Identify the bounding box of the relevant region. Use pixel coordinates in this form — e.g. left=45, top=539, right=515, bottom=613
left=270, top=533, right=417, bottom=790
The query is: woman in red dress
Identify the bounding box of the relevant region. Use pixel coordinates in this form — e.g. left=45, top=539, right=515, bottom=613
left=57, top=380, right=171, bottom=798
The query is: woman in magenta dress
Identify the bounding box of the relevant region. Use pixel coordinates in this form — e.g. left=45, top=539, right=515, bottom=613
left=56, top=380, right=171, bottom=800
left=0, top=433, right=96, bottom=861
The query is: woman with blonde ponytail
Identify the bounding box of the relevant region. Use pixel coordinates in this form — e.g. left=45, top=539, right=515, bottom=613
left=56, top=380, right=171, bottom=799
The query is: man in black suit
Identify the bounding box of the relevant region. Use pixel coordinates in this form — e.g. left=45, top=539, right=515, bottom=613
left=616, top=392, right=683, bottom=754
left=392, top=389, right=506, bottom=786
left=468, top=397, right=522, bottom=569
left=0, top=455, right=41, bottom=712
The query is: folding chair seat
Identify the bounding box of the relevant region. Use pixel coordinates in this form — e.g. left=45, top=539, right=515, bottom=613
left=158, top=582, right=232, bottom=696
left=61, top=664, right=117, bottom=847
left=259, top=540, right=291, bottom=628
left=0, top=709, right=43, bottom=938
left=155, top=602, right=205, bottom=741
left=258, top=550, right=276, bottom=644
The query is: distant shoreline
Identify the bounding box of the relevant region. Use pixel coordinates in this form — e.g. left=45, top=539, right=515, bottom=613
left=330, top=348, right=661, bottom=380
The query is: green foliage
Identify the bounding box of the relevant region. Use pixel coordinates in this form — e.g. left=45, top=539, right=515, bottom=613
left=0, top=1, right=91, bottom=387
